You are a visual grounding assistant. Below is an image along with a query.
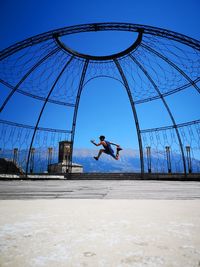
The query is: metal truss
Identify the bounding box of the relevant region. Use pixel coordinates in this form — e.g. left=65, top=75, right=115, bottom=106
left=1, top=23, right=200, bottom=60
left=0, top=23, right=199, bottom=176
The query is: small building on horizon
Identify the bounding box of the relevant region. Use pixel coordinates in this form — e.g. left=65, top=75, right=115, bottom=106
left=48, top=161, right=83, bottom=173
left=48, top=141, right=83, bottom=174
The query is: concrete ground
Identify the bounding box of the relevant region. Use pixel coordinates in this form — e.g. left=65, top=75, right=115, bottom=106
left=0, top=180, right=200, bottom=267
left=0, top=180, right=200, bottom=199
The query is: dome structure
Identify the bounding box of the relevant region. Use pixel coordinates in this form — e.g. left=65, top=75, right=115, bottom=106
left=0, top=23, right=199, bottom=176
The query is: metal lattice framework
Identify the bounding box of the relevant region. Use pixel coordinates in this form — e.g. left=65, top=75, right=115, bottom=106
left=0, top=23, right=200, bottom=176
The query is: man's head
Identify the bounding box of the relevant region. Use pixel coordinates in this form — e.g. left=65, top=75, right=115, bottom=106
left=99, top=135, right=105, bottom=141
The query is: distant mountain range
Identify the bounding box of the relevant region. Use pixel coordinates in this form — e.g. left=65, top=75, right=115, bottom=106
left=73, top=148, right=141, bottom=173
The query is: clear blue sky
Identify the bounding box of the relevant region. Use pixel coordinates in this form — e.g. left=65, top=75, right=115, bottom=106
left=1, top=0, right=200, bottom=48
left=1, top=0, right=200, bottom=150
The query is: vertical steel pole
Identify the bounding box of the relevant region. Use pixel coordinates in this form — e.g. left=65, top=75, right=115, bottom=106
left=13, top=148, right=18, bottom=165
left=146, top=146, right=151, bottom=173
left=47, top=147, right=53, bottom=172
left=30, top=148, right=35, bottom=174
left=114, top=59, right=144, bottom=176
left=186, top=146, right=192, bottom=173
left=68, top=60, right=89, bottom=178
left=25, top=56, right=74, bottom=177
left=130, top=55, right=187, bottom=176
left=165, top=146, right=172, bottom=173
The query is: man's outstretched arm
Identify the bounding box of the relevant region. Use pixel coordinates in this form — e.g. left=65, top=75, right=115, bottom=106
left=91, top=140, right=101, bottom=146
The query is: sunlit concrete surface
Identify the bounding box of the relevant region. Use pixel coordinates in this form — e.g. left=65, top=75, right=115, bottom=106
left=0, top=199, right=200, bottom=267
left=0, top=181, right=200, bottom=266
left=0, top=180, right=200, bottom=199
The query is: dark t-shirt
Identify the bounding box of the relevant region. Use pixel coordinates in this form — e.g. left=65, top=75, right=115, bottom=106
left=102, top=140, right=114, bottom=154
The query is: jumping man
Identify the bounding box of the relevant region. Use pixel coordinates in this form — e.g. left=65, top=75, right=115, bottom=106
left=91, top=135, right=122, bottom=160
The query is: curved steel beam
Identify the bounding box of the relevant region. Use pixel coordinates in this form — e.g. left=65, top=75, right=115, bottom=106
left=2, top=75, right=199, bottom=107
left=114, top=59, right=144, bottom=176
left=0, top=47, right=60, bottom=112
left=54, top=31, right=143, bottom=60
left=0, top=119, right=71, bottom=133
left=141, top=119, right=200, bottom=133
left=25, top=56, right=74, bottom=176
left=129, top=54, right=187, bottom=175
left=83, top=75, right=125, bottom=88
left=0, top=79, right=75, bottom=107
left=135, top=77, right=200, bottom=104
left=141, top=43, right=200, bottom=94
left=1, top=23, right=199, bottom=60
left=1, top=118, right=198, bottom=135
left=69, top=60, right=89, bottom=173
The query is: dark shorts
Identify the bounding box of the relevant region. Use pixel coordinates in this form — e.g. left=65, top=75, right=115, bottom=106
left=103, top=149, right=116, bottom=159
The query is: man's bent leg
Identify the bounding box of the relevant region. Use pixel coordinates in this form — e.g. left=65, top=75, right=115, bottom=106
left=94, top=149, right=105, bottom=160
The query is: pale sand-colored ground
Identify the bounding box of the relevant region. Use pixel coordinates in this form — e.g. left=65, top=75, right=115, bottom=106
left=0, top=200, right=200, bottom=267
